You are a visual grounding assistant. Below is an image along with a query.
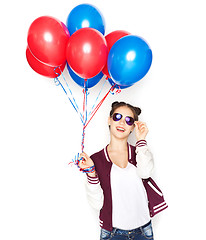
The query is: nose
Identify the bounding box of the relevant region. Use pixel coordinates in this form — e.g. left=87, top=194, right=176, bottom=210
left=119, top=117, right=125, bottom=125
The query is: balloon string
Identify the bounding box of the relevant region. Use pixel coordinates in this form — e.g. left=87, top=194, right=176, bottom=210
left=69, top=153, right=95, bottom=173
left=54, top=77, right=82, bottom=121
left=60, top=68, right=84, bottom=121
left=54, top=67, right=84, bottom=124
left=75, top=83, right=116, bottom=169
left=84, top=84, right=116, bottom=129
left=81, top=79, right=88, bottom=152
left=88, top=77, right=108, bottom=117
left=82, top=79, right=88, bottom=123
left=68, top=81, right=121, bottom=170
left=54, top=68, right=119, bottom=166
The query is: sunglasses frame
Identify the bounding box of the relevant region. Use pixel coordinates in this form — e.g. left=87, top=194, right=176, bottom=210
left=112, top=113, right=135, bottom=126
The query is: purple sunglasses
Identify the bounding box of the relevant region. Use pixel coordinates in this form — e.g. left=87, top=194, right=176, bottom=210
left=112, top=113, right=135, bottom=126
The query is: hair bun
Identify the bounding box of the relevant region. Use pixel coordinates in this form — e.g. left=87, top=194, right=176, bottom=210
left=135, top=107, right=141, bottom=116
left=110, top=101, right=141, bottom=121
left=111, top=101, right=119, bottom=108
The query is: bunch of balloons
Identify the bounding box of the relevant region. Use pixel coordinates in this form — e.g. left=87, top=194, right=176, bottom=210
left=26, top=3, right=153, bottom=168
left=26, top=3, right=152, bottom=89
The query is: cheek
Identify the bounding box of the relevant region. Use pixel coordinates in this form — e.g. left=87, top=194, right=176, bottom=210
left=108, top=117, right=112, bottom=126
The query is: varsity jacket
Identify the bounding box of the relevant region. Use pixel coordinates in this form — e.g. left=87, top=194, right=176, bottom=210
left=85, top=140, right=168, bottom=231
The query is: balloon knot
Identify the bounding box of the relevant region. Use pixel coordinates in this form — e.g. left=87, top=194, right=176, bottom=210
left=115, top=89, right=121, bottom=94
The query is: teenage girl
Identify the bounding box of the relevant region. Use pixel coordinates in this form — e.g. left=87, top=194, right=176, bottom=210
left=78, top=101, right=154, bottom=240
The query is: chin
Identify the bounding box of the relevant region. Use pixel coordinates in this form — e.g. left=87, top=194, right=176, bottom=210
left=112, top=131, right=130, bottom=140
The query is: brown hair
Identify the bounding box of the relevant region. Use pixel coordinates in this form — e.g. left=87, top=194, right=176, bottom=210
left=109, top=101, right=141, bottom=121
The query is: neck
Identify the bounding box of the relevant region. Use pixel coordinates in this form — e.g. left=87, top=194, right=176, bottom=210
left=108, top=136, right=128, bottom=151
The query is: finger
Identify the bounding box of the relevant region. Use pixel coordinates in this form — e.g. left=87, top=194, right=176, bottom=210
left=135, top=122, right=144, bottom=130
left=134, top=121, right=141, bottom=128
left=138, top=122, right=147, bottom=129
left=139, top=123, right=146, bottom=129
left=138, top=121, right=145, bottom=126
left=82, top=152, right=90, bottom=158
left=78, top=157, right=87, bottom=166
left=139, top=123, right=147, bottom=129
left=80, top=152, right=88, bottom=160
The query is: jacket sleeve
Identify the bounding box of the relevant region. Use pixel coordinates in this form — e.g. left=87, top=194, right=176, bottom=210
left=85, top=174, right=104, bottom=211
left=135, top=140, right=154, bottom=179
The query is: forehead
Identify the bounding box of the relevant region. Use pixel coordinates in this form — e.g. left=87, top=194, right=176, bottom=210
left=113, top=106, right=134, bottom=117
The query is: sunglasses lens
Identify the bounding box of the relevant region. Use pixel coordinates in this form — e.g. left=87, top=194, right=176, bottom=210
left=125, top=116, right=134, bottom=126
left=113, top=113, right=134, bottom=126
left=113, top=113, right=122, bottom=121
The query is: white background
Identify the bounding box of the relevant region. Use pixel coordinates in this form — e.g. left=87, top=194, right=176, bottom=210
left=1, top=0, right=206, bottom=239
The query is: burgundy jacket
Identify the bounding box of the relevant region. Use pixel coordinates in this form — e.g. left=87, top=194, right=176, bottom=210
left=88, top=143, right=167, bottom=231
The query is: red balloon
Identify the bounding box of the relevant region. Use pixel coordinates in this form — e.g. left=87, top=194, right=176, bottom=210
left=26, top=46, right=66, bottom=78
left=102, top=30, right=130, bottom=78
left=66, top=28, right=108, bottom=79
left=27, top=16, right=70, bottom=66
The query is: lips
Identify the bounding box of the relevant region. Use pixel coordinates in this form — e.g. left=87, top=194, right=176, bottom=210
left=116, top=126, right=125, bottom=132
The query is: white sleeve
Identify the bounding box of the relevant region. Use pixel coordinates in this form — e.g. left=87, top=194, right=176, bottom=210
left=135, top=140, right=154, bottom=179
left=85, top=174, right=104, bottom=211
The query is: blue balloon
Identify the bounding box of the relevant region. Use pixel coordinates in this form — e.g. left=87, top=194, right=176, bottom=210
left=107, top=35, right=152, bottom=86
left=66, top=4, right=105, bottom=35
left=67, top=64, right=103, bottom=88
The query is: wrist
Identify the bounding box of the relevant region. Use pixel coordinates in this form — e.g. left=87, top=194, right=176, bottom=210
left=136, top=139, right=147, bottom=147
left=136, top=137, right=146, bottom=141
left=87, top=171, right=96, bottom=177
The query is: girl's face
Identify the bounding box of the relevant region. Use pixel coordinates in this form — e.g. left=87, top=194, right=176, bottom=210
left=108, top=106, right=135, bottom=139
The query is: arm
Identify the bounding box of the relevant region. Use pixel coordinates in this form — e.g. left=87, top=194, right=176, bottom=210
left=85, top=174, right=104, bottom=211
left=135, top=140, right=154, bottom=179
left=134, top=122, right=154, bottom=179
left=79, top=152, right=104, bottom=211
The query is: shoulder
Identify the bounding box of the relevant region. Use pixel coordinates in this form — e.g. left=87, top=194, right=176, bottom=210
left=90, top=147, right=112, bottom=181
left=90, top=148, right=107, bottom=165
left=90, top=148, right=104, bottom=159
left=90, top=146, right=112, bottom=168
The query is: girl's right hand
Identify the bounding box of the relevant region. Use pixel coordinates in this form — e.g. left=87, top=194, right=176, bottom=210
left=78, top=152, right=96, bottom=177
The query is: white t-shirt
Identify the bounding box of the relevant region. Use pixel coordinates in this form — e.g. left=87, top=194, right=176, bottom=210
left=111, top=162, right=150, bottom=230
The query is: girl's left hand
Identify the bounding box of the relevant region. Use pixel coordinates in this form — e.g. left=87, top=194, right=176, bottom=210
left=134, top=121, right=149, bottom=141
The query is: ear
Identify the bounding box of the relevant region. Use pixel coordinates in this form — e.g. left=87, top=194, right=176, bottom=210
left=108, top=116, right=111, bottom=126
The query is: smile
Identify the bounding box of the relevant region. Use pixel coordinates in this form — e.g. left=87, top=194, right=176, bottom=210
left=116, top=127, right=126, bottom=132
